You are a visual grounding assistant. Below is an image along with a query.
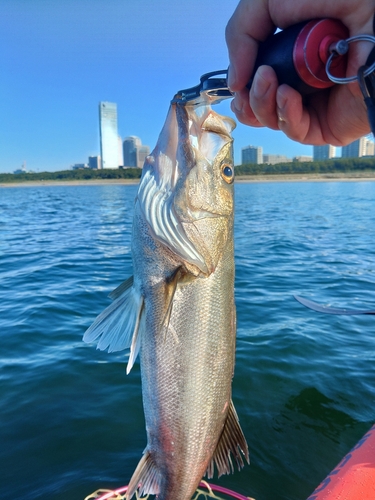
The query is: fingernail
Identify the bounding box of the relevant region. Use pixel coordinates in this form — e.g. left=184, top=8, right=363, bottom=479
left=276, top=91, right=287, bottom=123
left=252, top=68, right=271, bottom=98
left=227, top=64, right=236, bottom=91
left=276, top=91, right=287, bottom=111
left=231, top=93, right=243, bottom=114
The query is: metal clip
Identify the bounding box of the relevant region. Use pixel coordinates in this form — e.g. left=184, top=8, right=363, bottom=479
left=326, top=34, right=375, bottom=84
left=171, top=70, right=233, bottom=106
left=357, top=64, right=375, bottom=135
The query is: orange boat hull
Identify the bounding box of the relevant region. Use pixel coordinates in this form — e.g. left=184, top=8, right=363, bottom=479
left=307, top=424, right=375, bottom=500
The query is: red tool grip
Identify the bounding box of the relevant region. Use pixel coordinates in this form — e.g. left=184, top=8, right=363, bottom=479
left=248, top=18, right=349, bottom=94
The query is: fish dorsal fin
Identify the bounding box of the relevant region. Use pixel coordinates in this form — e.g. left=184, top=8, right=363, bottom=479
left=108, top=276, right=134, bottom=300
left=83, top=283, right=144, bottom=373
left=126, top=451, right=162, bottom=500
left=206, top=400, right=249, bottom=479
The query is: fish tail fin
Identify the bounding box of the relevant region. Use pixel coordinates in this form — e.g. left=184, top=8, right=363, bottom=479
left=83, top=277, right=144, bottom=373
left=206, top=400, right=249, bottom=479
left=126, top=451, right=161, bottom=500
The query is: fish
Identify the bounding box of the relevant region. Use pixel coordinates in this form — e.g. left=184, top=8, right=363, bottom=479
left=84, top=96, right=249, bottom=500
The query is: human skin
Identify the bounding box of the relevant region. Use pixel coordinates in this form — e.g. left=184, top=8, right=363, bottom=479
left=226, top=0, right=375, bottom=146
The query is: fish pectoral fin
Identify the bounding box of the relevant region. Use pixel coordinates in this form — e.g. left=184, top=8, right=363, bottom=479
left=108, top=276, right=134, bottom=300
left=160, top=266, right=183, bottom=339
left=206, top=400, right=250, bottom=479
left=126, top=451, right=161, bottom=500
left=126, top=297, right=144, bottom=374
left=83, top=284, right=144, bottom=373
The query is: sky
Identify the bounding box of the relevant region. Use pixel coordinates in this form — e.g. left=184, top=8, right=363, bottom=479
left=0, top=0, right=314, bottom=174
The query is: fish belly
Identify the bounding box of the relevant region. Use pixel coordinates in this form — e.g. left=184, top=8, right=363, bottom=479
left=140, top=246, right=235, bottom=500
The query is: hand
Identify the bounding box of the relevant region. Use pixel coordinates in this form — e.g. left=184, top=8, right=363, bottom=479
left=225, top=0, right=375, bottom=146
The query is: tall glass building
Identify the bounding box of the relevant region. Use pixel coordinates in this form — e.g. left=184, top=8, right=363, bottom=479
left=123, top=136, right=150, bottom=168
left=241, top=145, right=263, bottom=164
left=341, top=137, right=374, bottom=158
left=313, top=145, right=336, bottom=160
left=99, top=102, right=119, bottom=169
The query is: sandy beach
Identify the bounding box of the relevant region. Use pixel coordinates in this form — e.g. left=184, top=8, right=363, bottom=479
left=1, top=172, right=375, bottom=188
left=235, top=172, right=375, bottom=182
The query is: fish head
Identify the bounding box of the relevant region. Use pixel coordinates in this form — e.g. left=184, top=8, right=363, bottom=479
left=137, top=100, right=236, bottom=276
left=173, top=104, right=236, bottom=275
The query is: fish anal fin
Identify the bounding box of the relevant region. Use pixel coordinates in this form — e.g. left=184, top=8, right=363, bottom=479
left=207, top=400, right=249, bottom=479
left=108, top=276, right=134, bottom=300
left=126, top=451, right=161, bottom=500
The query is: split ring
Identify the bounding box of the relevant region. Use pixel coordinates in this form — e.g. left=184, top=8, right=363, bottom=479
left=326, top=34, right=375, bottom=84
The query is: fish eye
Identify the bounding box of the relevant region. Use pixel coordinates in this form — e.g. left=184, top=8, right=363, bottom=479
left=221, top=163, right=234, bottom=184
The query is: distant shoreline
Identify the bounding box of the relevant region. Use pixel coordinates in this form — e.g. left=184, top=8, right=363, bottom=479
left=0, top=178, right=140, bottom=188
left=1, top=172, right=375, bottom=188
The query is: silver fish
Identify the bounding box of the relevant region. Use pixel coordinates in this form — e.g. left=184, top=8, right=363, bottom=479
left=84, top=97, right=249, bottom=500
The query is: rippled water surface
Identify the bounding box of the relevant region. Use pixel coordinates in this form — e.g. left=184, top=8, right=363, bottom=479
left=1, top=181, right=375, bottom=500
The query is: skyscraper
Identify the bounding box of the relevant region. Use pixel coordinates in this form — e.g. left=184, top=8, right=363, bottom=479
left=313, top=145, right=336, bottom=160
left=123, top=136, right=141, bottom=167
left=138, top=145, right=150, bottom=167
left=123, top=136, right=150, bottom=168
left=241, top=145, right=263, bottom=164
left=99, top=102, right=119, bottom=169
left=88, top=156, right=101, bottom=169
left=342, top=136, right=374, bottom=158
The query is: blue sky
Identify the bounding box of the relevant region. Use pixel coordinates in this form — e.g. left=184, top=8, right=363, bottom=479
left=1, top=0, right=313, bottom=173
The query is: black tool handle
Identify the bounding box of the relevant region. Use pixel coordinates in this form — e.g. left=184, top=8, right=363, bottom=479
left=247, top=19, right=349, bottom=95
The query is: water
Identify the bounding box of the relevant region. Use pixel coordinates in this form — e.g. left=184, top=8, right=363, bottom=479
left=1, top=181, right=374, bottom=500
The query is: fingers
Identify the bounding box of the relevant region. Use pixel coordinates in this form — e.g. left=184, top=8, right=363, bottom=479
left=225, top=0, right=375, bottom=145
left=249, top=65, right=279, bottom=130
left=244, top=65, right=320, bottom=144
left=231, top=88, right=264, bottom=127
left=275, top=85, right=313, bottom=143
left=231, top=65, right=310, bottom=136
left=225, top=0, right=274, bottom=91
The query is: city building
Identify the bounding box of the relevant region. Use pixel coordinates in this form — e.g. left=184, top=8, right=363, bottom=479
left=342, top=136, right=374, bottom=158
left=123, top=136, right=140, bottom=167
left=366, top=139, right=375, bottom=156
left=263, top=154, right=291, bottom=164
left=138, top=145, right=150, bottom=167
left=118, top=136, right=124, bottom=167
left=123, top=136, right=150, bottom=168
left=72, top=163, right=89, bottom=169
left=313, top=145, right=336, bottom=161
left=99, top=102, right=120, bottom=169
left=293, top=156, right=313, bottom=162
left=88, top=156, right=101, bottom=169
left=241, top=145, right=263, bottom=164
left=14, top=161, right=27, bottom=174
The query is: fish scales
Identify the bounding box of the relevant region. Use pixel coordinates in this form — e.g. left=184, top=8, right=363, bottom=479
left=140, top=241, right=236, bottom=498
left=84, top=98, right=249, bottom=500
